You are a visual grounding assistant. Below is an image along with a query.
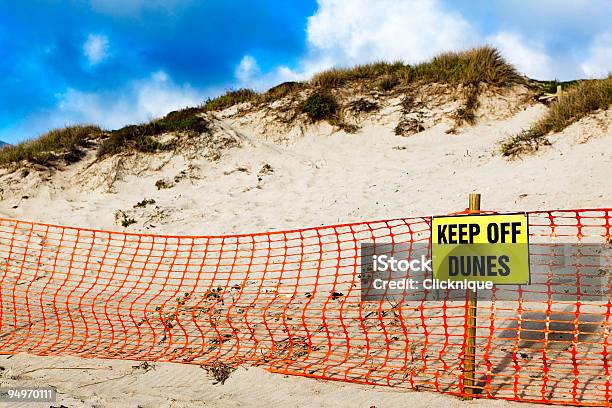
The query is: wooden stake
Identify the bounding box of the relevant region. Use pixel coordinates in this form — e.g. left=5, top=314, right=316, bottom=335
left=463, top=192, right=480, bottom=398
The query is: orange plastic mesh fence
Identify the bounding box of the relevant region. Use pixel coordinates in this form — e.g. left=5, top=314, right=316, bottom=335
left=1, top=208, right=611, bottom=406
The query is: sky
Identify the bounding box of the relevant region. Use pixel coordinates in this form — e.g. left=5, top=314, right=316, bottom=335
left=1, top=0, right=611, bottom=144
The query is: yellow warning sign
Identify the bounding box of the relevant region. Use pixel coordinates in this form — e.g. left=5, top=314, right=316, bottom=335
left=431, top=213, right=530, bottom=284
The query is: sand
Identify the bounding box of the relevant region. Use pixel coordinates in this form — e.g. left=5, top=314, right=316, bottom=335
left=0, top=86, right=610, bottom=407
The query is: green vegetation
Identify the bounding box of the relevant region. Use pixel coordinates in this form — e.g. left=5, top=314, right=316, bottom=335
left=195, top=47, right=518, bottom=120
left=301, top=91, right=360, bottom=132
left=311, top=61, right=407, bottom=88
left=0, top=125, right=102, bottom=168
left=307, top=47, right=518, bottom=128
left=309, top=47, right=518, bottom=90
left=501, top=77, right=612, bottom=156
left=121, top=216, right=137, bottom=228
left=377, top=74, right=400, bottom=91
left=259, top=81, right=304, bottom=103
left=202, top=89, right=257, bottom=111
left=201, top=83, right=305, bottom=110
left=98, top=107, right=209, bottom=157
left=301, top=91, right=338, bottom=121
left=412, top=47, right=519, bottom=86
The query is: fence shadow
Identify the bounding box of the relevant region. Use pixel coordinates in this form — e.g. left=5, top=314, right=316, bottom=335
left=480, top=307, right=605, bottom=401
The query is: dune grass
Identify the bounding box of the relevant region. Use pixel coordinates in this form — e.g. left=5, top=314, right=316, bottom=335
left=413, top=47, right=519, bottom=86
left=202, top=89, right=258, bottom=112
left=199, top=47, right=519, bottom=116
left=501, top=76, right=612, bottom=156
left=0, top=125, right=102, bottom=168
left=311, top=61, right=407, bottom=88
left=201, top=83, right=306, bottom=112
left=259, top=81, right=305, bottom=103
left=98, top=107, right=209, bottom=157
left=309, top=47, right=519, bottom=90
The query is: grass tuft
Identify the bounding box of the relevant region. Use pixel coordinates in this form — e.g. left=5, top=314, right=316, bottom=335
left=203, top=360, right=235, bottom=385
left=501, top=76, right=612, bottom=156
left=259, top=81, right=304, bottom=103
left=202, top=89, right=257, bottom=112
left=134, top=198, right=156, bottom=208
left=98, top=108, right=209, bottom=157
left=301, top=91, right=339, bottom=121
left=309, top=47, right=518, bottom=91
left=413, top=46, right=519, bottom=86
left=377, top=74, right=400, bottom=91
left=0, top=125, right=102, bottom=168
left=311, top=61, right=406, bottom=89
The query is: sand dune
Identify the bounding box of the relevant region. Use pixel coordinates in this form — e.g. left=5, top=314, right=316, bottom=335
left=0, top=83, right=610, bottom=407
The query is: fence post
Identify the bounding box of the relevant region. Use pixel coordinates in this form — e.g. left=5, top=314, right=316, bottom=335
left=463, top=192, right=480, bottom=398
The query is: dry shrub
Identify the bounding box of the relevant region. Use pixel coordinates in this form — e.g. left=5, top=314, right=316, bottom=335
left=394, top=117, right=425, bottom=136
left=301, top=91, right=339, bottom=121
left=348, top=98, right=379, bottom=113
left=203, top=360, right=235, bottom=385
left=454, top=84, right=480, bottom=126
left=377, top=74, right=400, bottom=91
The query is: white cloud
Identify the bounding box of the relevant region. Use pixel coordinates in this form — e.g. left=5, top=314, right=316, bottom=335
left=488, top=32, right=553, bottom=79
left=581, top=32, right=612, bottom=78
left=235, top=55, right=260, bottom=84
left=236, top=0, right=610, bottom=88
left=83, top=34, right=109, bottom=66
left=234, top=55, right=303, bottom=91
left=235, top=0, right=479, bottom=90
left=55, top=70, right=208, bottom=129
left=305, top=0, right=475, bottom=66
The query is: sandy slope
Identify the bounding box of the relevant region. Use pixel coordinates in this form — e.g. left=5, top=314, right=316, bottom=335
left=1, top=106, right=610, bottom=236
left=0, top=87, right=610, bottom=407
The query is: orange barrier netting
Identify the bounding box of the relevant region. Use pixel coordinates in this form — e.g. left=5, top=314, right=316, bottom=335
left=1, top=208, right=611, bottom=406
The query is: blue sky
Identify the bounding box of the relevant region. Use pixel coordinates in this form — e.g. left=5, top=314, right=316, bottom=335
left=1, top=0, right=611, bottom=144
